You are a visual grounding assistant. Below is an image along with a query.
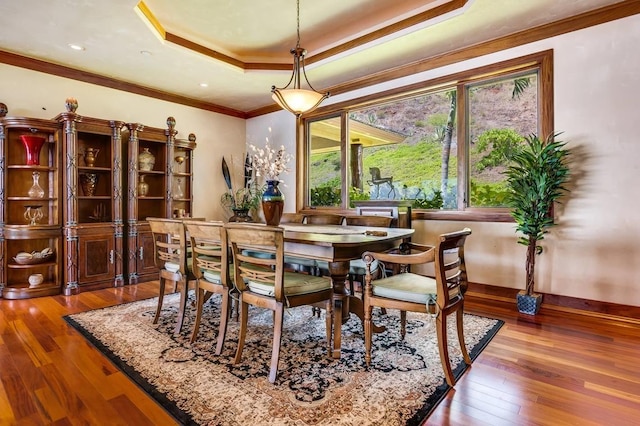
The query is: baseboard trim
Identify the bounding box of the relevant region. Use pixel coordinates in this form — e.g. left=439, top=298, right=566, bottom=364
left=467, top=282, right=640, bottom=323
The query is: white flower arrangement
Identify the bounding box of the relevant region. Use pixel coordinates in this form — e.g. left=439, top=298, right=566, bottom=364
left=249, top=140, right=293, bottom=181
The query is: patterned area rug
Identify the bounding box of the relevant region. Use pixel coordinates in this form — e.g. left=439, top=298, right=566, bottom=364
left=64, top=293, right=503, bottom=425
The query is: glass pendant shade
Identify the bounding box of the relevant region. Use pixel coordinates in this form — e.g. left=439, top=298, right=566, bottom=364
left=272, top=88, right=327, bottom=117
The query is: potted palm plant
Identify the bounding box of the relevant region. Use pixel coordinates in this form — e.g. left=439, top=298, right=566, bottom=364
left=504, top=133, right=571, bottom=315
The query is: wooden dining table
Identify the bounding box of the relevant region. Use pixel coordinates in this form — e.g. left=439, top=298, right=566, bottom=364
left=281, top=224, right=415, bottom=358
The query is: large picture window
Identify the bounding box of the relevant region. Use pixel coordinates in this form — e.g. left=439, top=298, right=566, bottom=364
left=303, top=51, right=552, bottom=221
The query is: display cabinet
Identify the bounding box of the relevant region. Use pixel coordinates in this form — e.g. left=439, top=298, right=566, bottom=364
left=0, top=116, right=62, bottom=299
left=56, top=100, right=126, bottom=295
left=124, top=117, right=196, bottom=284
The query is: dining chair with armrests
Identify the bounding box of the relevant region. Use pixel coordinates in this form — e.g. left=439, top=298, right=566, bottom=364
left=362, top=228, right=472, bottom=386
left=147, top=217, right=196, bottom=334
left=183, top=220, right=232, bottom=355
left=344, top=215, right=393, bottom=295
left=225, top=222, right=333, bottom=383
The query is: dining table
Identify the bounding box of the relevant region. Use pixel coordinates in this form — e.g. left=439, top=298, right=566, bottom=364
left=280, top=223, right=415, bottom=358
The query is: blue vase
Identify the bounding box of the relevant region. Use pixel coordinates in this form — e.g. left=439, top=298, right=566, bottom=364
left=262, top=180, right=284, bottom=226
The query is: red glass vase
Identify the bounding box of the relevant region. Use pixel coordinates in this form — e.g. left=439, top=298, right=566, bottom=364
left=19, top=135, right=46, bottom=166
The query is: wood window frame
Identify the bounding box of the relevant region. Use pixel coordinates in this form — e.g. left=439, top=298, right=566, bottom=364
left=299, top=50, right=553, bottom=222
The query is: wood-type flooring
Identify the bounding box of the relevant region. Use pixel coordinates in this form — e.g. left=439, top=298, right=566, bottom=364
left=1, top=282, right=638, bottom=425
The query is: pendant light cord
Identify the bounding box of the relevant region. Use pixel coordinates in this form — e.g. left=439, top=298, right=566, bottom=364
left=296, top=0, right=301, bottom=49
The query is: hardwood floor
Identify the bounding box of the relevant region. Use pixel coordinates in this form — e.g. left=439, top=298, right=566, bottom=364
left=1, top=282, right=638, bottom=425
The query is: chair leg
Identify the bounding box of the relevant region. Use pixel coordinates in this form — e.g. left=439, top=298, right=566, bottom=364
left=325, top=299, right=333, bottom=357
left=436, top=311, right=455, bottom=386
left=190, top=286, right=205, bottom=343
left=269, top=304, right=284, bottom=383
left=400, top=310, right=407, bottom=339
left=215, top=291, right=230, bottom=355
left=234, top=299, right=248, bottom=364
left=364, top=303, right=373, bottom=366
left=231, top=288, right=240, bottom=322
left=153, top=278, right=167, bottom=324
left=456, top=307, right=471, bottom=365
left=174, top=279, right=189, bottom=334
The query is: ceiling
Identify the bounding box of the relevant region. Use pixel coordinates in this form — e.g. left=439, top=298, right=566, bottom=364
left=0, top=0, right=627, bottom=117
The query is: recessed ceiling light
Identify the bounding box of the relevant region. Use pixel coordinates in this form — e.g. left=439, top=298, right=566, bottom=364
left=199, top=83, right=209, bottom=88
left=140, top=50, right=152, bottom=56
left=68, top=44, right=85, bottom=51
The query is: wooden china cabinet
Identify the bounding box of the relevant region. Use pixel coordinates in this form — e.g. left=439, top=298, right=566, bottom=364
left=55, top=100, right=126, bottom=295
left=0, top=116, right=63, bottom=299
left=0, top=99, right=196, bottom=298
left=123, top=117, right=196, bottom=284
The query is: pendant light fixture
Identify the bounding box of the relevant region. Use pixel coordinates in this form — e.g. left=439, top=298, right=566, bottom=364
left=271, top=0, right=330, bottom=117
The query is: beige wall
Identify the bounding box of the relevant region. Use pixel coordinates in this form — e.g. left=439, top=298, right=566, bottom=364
left=257, top=14, right=640, bottom=307
left=0, top=63, right=246, bottom=221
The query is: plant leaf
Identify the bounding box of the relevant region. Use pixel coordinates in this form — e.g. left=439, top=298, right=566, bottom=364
left=221, top=157, right=233, bottom=191
left=244, top=153, right=252, bottom=189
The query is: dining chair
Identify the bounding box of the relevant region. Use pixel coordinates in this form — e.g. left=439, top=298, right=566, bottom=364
left=305, top=214, right=345, bottom=225
left=148, top=217, right=196, bottom=334
left=183, top=220, right=232, bottom=355
left=225, top=222, right=333, bottom=383
left=280, top=213, right=317, bottom=275
left=315, top=215, right=393, bottom=290
left=362, top=228, right=472, bottom=386
left=344, top=215, right=393, bottom=295
left=280, top=213, right=306, bottom=224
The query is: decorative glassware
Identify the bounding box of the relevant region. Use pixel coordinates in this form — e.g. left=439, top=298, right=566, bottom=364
left=80, top=173, right=99, bottom=196
left=24, top=205, right=44, bottom=226
left=28, top=171, right=45, bottom=198
left=262, top=180, right=284, bottom=226
left=138, top=147, right=155, bottom=171
left=83, top=147, right=100, bottom=167
left=138, top=175, right=149, bottom=196
left=174, top=155, right=185, bottom=172
left=19, top=135, right=46, bottom=165
left=173, top=177, right=184, bottom=199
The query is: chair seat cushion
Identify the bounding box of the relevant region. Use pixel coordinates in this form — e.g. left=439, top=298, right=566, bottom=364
left=350, top=258, right=379, bottom=275
left=164, top=262, right=180, bottom=273
left=284, top=255, right=316, bottom=268
left=316, top=259, right=379, bottom=276
left=203, top=270, right=222, bottom=284
left=372, top=273, right=437, bottom=304
left=247, top=273, right=331, bottom=297
left=242, top=249, right=275, bottom=259
left=201, top=261, right=235, bottom=285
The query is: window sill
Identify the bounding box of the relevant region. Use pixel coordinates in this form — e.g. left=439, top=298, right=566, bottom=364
left=413, top=209, right=514, bottom=223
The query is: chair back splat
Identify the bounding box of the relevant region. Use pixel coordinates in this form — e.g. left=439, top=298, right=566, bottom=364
left=147, top=218, right=195, bottom=334
left=305, top=214, right=344, bottom=225
left=362, top=227, right=472, bottom=386
left=225, top=223, right=334, bottom=383
left=183, top=220, right=232, bottom=354
left=280, top=213, right=306, bottom=224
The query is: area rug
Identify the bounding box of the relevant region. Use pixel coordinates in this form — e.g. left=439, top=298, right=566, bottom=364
left=64, top=292, right=503, bottom=426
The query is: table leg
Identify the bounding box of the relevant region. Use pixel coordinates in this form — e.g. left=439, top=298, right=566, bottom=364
left=328, top=261, right=349, bottom=358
